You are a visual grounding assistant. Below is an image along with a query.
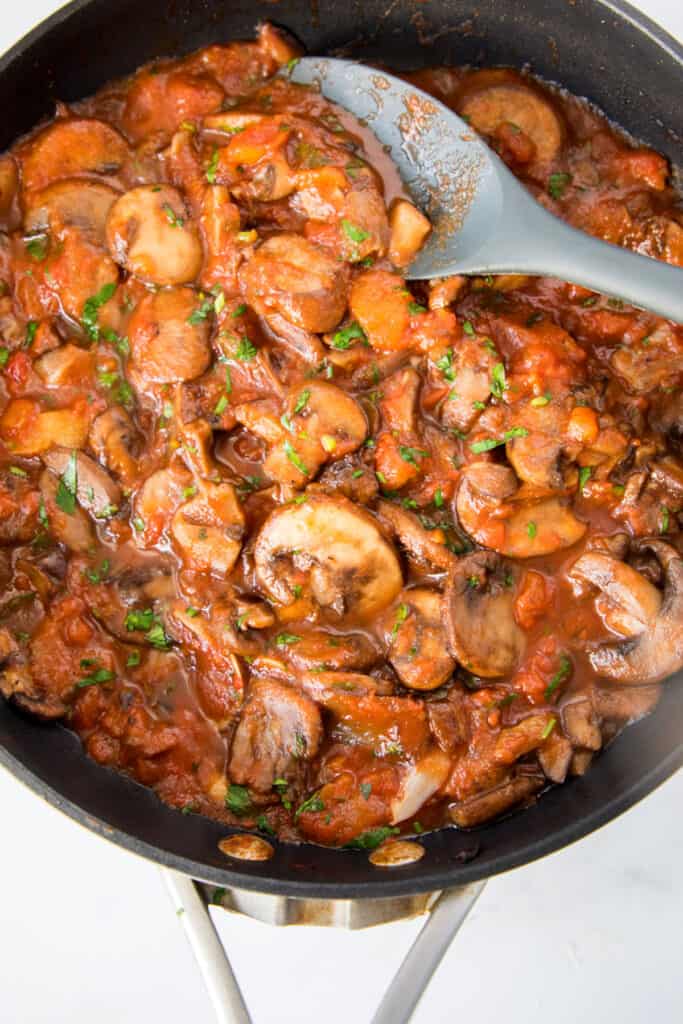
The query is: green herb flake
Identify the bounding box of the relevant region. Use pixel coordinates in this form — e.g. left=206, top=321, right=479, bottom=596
left=162, top=202, right=184, bottom=228
left=206, top=146, right=220, bottom=184
left=490, top=362, right=507, bottom=399
left=578, top=466, right=592, bottom=492
left=530, top=393, right=551, bottom=407
left=0, top=347, right=9, bottom=367
left=295, top=791, right=325, bottom=819
left=214, top=395, right=229, bottom=417
left=360, top=782, right=372, bottom=801
left=435, top=349, right=456, bottom=382
left=275, top=632, right=301, bottom=647
left=433, top=488, right=444, bottom=509
left=235, top=336, right=257, bottom=361
left=399, top=445, right=428, bottom=467
left=232, top=303, right=247, bottom=318
left=391, top=602, right=409, bottom=638
left=124, top=608, right=155, bottom=633
left=548, top=172, right=572, bottom=200
left=545, top=654, right=572, bottom=701
left=76, top=667, right=115, bottom=689
left=83, top=282, right=117, bottom=342
left=256, top=814, right=275, bottom=836
left=26, top=234, right=48, bottom=262
left=345, top=826, right=400, bottom=851
left=283, top=440, right=308, bottom=476
left=146, top=623, right=171, bottom=649
left=126, top=651, right=141, bottom=668
left=187, top=294, right=215, bottom=325
left=526, top=520, right=538, bottom=539
left=24, top=321, right=38, bottom=348
left=55, top=451, right=78, bottom=515
left=408, top=301, right=427, bottom=314
left=294, top=388, right=311, bottom=414
left=225, top=783, right=252, bottom=816
left=9, top=465, right=27, bottom=478
left=341, top=219, right=370, bottom=244
left=462, top=320, right=475, bottom=337
left=330, top=321, right=367, bottom=350
left=660, top=506, right=670, bottom=533
left=541, top=718, right=557, bottom=740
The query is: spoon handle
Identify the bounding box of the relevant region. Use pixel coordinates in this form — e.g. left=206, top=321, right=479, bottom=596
left=467, top=187, right=683, bottom=322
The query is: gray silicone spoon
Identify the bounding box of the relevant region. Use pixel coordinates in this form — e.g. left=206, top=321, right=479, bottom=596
left=290, top=58, right=683, bottom=322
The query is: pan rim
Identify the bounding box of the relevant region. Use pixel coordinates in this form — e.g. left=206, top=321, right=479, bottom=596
left=0, top=0, right=682, bottom=898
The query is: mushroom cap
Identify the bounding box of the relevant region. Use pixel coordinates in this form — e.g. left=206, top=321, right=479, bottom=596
left=444, top=550, right=525, bottom=677
left=253, top=492, right=403, bottom=620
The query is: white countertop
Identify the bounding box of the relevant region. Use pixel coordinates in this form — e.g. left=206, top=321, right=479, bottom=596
left=2, top=2, right=682, bottom=1021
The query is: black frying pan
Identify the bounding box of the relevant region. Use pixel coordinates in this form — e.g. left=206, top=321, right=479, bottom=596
left=0, top=0, right=681, bottom=900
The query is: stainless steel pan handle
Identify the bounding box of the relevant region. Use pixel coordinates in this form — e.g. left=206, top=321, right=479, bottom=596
left=162, top=866, right=485, bottom=1023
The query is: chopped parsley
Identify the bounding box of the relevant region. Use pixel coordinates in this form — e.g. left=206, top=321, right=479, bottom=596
left=0, top=347, right=9, bottom=367
left=548, top=172, right=572, bottom=200
left=660, top=506, right=670, bottom=533
left=433, top=488, right=444, bottom=508
left=83, top=282, right=117, bottom=342
left=490, top=362, right=507, bottom=399
left=530, top=393, right=551, bottom=407
left=391, top=602, right=409, bottom=637
left=341, top=219, right=369, bottom=244
left=232, top=303, right=247, bottom=318
left=578, top=466, right=592, bottom=492
left=206, top=146, right=220, bottom=184
left=126, top=651, right=141, bottom=668
left=435, top=349, right=456, bottom=382
left=294, top=388, right=311, bottom=414
left=470, top=426, right=529, bottom=454
left=24, top=321, right=38, bottom=348
left=76, top=667, right=115, bottom=689
left=526, top=520, right=538, bottom=539
left=26, top=234, right=48, bottom=261
left=345, top=826, right=400, bottom=851
left=295, top=791, right=325, bottom=819
left=330, top=321, right=367, bottom=349
left=399, top=446, right=428, bottom=467
left=408, top=301, right=427, bottom=314
left=55, top=451, right=78, bottom=515
left=462, top=320, right=475, bottom=337
left=225, top=784, right=252, bottom=816
left=188, top=293, right=215, bottom=325
left=275, top=632, right=301, bottom=647
left=541, top=718, right=557, bottom=740
left=545, top=654, right=572, bottom=700
left=235, top=336, right=257, bottom=361
left=162, top=202, right=184, bottom=228
left=283, top=440, right=308, bottom=476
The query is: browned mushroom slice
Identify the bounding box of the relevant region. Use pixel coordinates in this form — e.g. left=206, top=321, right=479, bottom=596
left=562, top=697, right=602, bottom=751
left=171, top=481, right=245, bottom=576
left=88, top=406, right=140, bottom=486
left=376, top=500, right=458, bottom=573
left=538, top=730, right=573, bottom=783
left=275, top=629, right=379, bottom=673
left=381, top=588, right=455, bottom=691
left=43, top=448, right=122, bottom=521
left=106, top=184, right=203, bottom=285
left=388, top=199, right=431, bottom=267
left=568, top=551, right=663, bottom=638
left=458, top=73, right=563, bottom=165
left=592, top=683, right=661, bottom=723
left=228, top=679, right=322, bottom=792
left=24, top=180, right=119, bottom=248
left=128, top=287, right=211, bottom=386
left=579, top=541, right=683, bottom=684
left=253, top=493, right=403, bottom=619
left=450, top=773, right=544, bottom=828
left=241, top=234, right=348, bottom=333
left=455, top=461, right=586, bottom=558
left=39, top=469, right=94, bottom=553
left=444, top=551, right=525, bottom=677
left=20, top=118, right=131, bottom=191
left=132, top=466, right=193, bottom=549
left=0, top=664, right=67, bottom=720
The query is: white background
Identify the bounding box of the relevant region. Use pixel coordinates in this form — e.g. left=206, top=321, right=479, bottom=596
left=2, top=1, right=682, bottom=1022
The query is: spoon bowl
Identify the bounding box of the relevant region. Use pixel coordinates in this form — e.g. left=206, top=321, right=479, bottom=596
left=291, top=57, right=683, bottom=321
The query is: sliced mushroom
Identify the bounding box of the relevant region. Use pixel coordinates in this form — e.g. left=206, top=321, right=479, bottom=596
left=0, top=399, right=92, bottom=457
left=132, top=465, right=193, bottom=548
left=128, top=287, right=211, bottom=386
left=42, top=448, right=121, bottom=521
left=171, top=480, right=245, bottom=576
left=376, top=500, right=457, bottom=573
left=444, top=551, right=525, bottom=677
left=275, top=629, right=379, bottom=673
left=242, top=234, right=348, bottom=333
left=106, top=184, right=203, bottom=286
left=39, top=469, right=94, bottom=552
left=456, top=462, right=586, bottom=558
left=228, top=679, right=322, bottom=792
left=390, top=748, right=450, bottom=824
left=562, top=697, right=602, bottom=751
left=450, top=773, right=544, bottom=827
left=0, top=664, right=67, bottom=720
left=538, top=730, right=573, bottom=783
left=253, top=493, right=403, bottom=619
left=88, top=406, right=140, bottom=486
left=458, top=73, right=563, bottom=165
left=34, top=344, right=94, bottom=388
left=24, top=180, right=119, bottom=248
left=567, top=551, right=663, bottom=637
left=20, top=118, right=131, bottom=191
left=262, top=380, right=367, bottom=486
left=592, top=683, right=661, bottom=723
left=577, top=541, right=683, bottom=684
left=381, top=588, right=455, bottom=691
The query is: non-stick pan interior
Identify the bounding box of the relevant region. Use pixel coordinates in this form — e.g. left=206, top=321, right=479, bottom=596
left=0, top=0, right=681, bottom=897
